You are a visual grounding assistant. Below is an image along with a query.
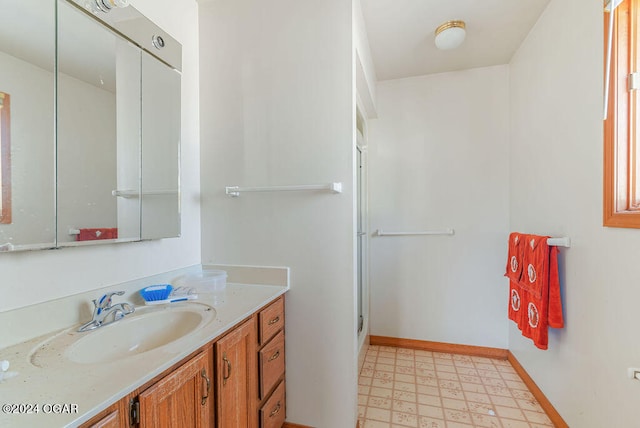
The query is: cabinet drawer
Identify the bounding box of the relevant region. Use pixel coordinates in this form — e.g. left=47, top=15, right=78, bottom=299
left=260, top=381, right=285, bottom=428
left=259, top=297, right=284, bottom=345
left=259, top=330, right=285, bottom=399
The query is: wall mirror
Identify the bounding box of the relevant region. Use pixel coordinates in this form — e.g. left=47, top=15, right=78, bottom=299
left=0, top=0, right=56, bottom=251
left=0, top=0, right=181, bottom=252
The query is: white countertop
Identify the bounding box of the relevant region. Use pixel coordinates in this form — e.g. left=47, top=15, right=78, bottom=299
left=0, top=265, right=289, bottom=427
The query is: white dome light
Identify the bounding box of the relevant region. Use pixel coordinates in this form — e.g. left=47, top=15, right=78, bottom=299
left=434, top=20, right=466, bottom=50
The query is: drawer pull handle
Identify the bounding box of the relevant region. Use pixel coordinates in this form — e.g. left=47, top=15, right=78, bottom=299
left=268, top=316, right=280, bottom=325
left=268, top=350, right=280, bottom=362
left=269, top=402, right=281, bottom=418
left=201, top=369, right=210, bottom=405
left=223, top=354, right=232, bottom=385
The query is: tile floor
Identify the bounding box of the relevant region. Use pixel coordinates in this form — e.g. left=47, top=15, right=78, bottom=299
left=358, top=346, right=554, bottom=428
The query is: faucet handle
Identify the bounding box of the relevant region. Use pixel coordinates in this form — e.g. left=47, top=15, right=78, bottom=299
left=95, top=291, right=126, bottom=312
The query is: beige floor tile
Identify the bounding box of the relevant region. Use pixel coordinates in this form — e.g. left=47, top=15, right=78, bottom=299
left=418, top=404, right=444, bottom=419
left=417, top=394, right=441, bottom=407
left=489, top=395, right=518, bottom=408
left=395, top=381, right=417, bottom=392
left=445, top=423, right=474, bottom=428
left=436, top=371, right=459, bottom=381
left=369, top=396, right=393, bottom=410
left=372, top=378, right=394, bottom=388
left=471, top=412, right=502, bottom=428
left=485, top=385, right=513, bottom=397
left=397, top=359, right=416, bottom=368
left=466, top=401, right=494, bottom=415
left=495, top=405, right=526, bottom=421
left=463, top=391, right=492, bottom=404
left=439, top=388, right=465, bottom=400
left=394, top=400, right=418, bottom=415
left=458, top=374, right=482, bottom=384
left=379, top=357, right=396, bottom=365
left=370, top=386, right=394, bottom=398
left=367, top=407, right=392, bottom=422
left=396, top=373, right=417, bottom=384
left=417, top=416, right=446, bottom=428
left=443, top=409, right=473, bottom=424
left=505, top=380, right=529, bottom=390
left=475, top=363, right=497, bottom=372
left=364, top=419, right=391, bottom=428
left=500, top=418, right=531, bottom=428
left=435, top=364, right=457, bottom=373
left=516, top=398, right=544, bottom=413
left=392, top=411, right=419, bottom=427
left=377, top=363, right=396, bottom=373
left=374, top=370, right=395, bottom=381
left=522, top=410, right=552, bottom=424
left=394, top=390, right=417, bottom=402
left=417, top=385, right=441, bottom=396
left=461, top=382, right=486, bottom=393
left=440, top=398, right=468, bottom=411
left=396, top=365, right=416, bottom=375
left=360, top=346, right=550, bottom=428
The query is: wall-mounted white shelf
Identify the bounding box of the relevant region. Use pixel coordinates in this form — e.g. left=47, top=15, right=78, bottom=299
left=375, top=228, right=455, bottom=237
left=225, top=182, right=342, bottom=197
left=112, top=190, right=178, bottom=198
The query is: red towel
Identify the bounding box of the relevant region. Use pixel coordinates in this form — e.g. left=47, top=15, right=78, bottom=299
left=505, top=233, right=564, bottom=350
left=77, top=228, right=118, bottom=241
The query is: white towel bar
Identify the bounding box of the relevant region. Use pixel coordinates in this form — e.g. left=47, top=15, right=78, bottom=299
left=547, top=237, right=571, bottom=248
left=375, top=229, right=455, bottom=237
left=112, top=190, right=178, bottom=198
left=225, top=182, right=342, bottom=197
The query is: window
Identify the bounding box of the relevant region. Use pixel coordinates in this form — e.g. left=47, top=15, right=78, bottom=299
left=0, top=91, right=10, bottom=224
left=604, top=0, right=640, bottom=227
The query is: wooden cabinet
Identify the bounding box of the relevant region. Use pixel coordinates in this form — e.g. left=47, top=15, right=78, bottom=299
left=257, top=297, right=286, bottom=428
left=138, top=348, right=214, bottom=427
left=79, top=397, right=129, bottom=428
left=79, top=295, right=285, bottom=428
left=215, top=317, right=258, bottom=428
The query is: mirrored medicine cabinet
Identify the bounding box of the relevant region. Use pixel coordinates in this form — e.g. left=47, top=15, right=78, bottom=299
left=0, top=0, right=181, bottom=252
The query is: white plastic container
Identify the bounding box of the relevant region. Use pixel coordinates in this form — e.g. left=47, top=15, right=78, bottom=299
left=174, top=269, right=227, bottom=293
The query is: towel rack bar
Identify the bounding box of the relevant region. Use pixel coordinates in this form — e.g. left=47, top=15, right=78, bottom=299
left=225, top=182, right=342, bottom=197
left=69, top=229, right=80, bottom=235
left=112, top=190, right=178, bottom=198
left=547, top=237, right=571, bottom=248
left=375, top=229, right=455, bottom=237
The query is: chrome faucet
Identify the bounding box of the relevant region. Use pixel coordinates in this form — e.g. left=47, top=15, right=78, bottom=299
left=78, top=291, right=135, bottom=332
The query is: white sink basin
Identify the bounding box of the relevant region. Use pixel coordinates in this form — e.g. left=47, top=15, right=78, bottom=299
left=29, top=303, right=216, bottom=367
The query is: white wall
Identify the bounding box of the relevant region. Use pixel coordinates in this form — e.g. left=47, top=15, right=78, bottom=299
left=0, top=50, right=55, bottom=247
left=57, top=72, right=118, bottom=243
left=0, top=0, right=201, bottom=312
left=368, top=66, right=510, bottom=349
left=198, top=0, right=357, bottom=426
left=509, top=0, right=640, bottom=426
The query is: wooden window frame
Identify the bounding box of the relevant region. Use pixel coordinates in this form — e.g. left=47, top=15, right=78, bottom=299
left=0, top=92, right=10, bottom=224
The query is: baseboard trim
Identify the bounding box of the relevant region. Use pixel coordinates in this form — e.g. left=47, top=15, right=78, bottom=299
left=283, top=423, right=314, bottom=428
left=369, top=335, right=509, bottom=360
left=507, top=351, right=569, bottom=428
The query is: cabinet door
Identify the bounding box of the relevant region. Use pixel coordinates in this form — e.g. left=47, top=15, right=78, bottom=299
left=215, top=318, right=258, bottom=428
left=138, top=348, right=214, bottom=428
left=79, top=397, right=129, bottom=428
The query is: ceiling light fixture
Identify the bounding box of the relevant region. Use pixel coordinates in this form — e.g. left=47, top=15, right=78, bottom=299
left=434, top=20, right=466, bottom=50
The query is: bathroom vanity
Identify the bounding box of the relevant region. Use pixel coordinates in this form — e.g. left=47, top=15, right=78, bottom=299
left=0, top=265, right=289, bottom=428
